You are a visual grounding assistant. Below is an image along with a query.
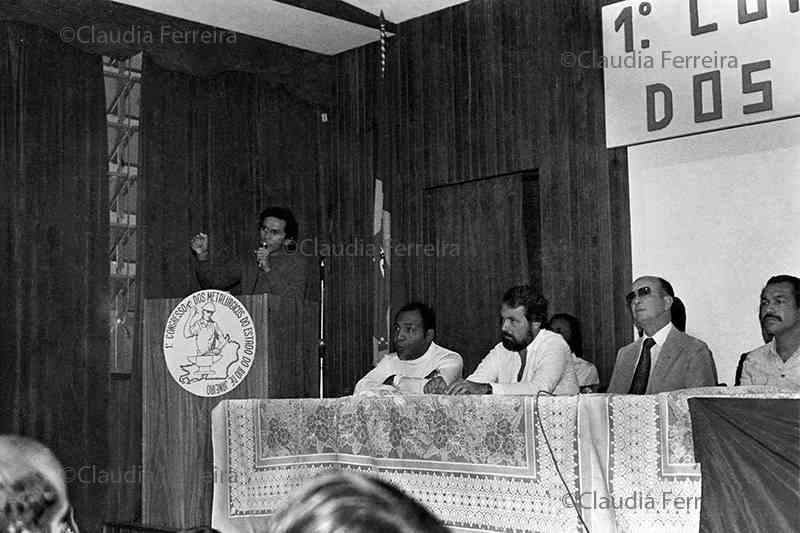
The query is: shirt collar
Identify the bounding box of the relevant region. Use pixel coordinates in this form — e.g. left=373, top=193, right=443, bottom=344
left=767, top=338, right=800, bottom=363
left=646, top=322, right=673, bottom=346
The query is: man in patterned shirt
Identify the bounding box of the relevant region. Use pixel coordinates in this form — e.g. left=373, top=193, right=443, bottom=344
left=740, top=275, right=800, bottom=388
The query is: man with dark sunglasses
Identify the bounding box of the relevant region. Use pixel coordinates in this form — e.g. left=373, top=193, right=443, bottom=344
left=608, top=276, right=717, bottom=394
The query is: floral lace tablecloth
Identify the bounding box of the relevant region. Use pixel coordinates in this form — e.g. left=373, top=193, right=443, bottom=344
left=211, top=387, right=798, bottom=533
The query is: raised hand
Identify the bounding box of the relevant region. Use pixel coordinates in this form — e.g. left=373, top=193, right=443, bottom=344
left=423, top=375, right=448, bottom=394
left=190, top=233, right=209, bottom=258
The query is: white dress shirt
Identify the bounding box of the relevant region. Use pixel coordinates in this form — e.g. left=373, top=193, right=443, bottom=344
left=353, top=342, right=463, bottom=395
left=635, top=322, right=673, bottom=373
left=466, top=329, right=578, bottom=395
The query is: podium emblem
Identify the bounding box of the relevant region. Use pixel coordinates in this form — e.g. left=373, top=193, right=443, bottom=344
left=162, top=290, right=256, bottom=397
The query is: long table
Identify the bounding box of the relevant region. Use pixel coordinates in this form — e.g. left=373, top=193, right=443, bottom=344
left=211, top=387, right=798, bottom=532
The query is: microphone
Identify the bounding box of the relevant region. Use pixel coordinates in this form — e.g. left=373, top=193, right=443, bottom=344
left=256, top=242, right=268, bottom=267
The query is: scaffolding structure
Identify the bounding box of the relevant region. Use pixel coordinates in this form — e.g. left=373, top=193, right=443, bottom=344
left=105, top=54, right=141, bottom=374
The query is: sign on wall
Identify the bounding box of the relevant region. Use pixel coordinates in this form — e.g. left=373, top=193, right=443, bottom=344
left=601, top=0, right=799, bottom=147
left=163, top=290, right=256, bottom=397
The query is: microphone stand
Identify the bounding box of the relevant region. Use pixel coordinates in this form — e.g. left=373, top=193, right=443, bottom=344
left=318, top=256, right=326, bottom=398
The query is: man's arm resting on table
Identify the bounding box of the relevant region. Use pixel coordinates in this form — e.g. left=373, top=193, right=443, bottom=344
left=397, top=351, right=464, bottom=394
left=490, top=341, right=572, bottom=395
left=447, top=379, right=492, bottom=394
left=353, top=359, right=396, bottom=395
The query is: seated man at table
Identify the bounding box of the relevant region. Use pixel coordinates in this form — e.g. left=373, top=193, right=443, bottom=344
left=739, top=274, right=800, bottom=387
left=608, top=276, right=717, bottom=394
left=354, top=302, right=463, bottom=394
left=447, top=286, right=578, bottom=395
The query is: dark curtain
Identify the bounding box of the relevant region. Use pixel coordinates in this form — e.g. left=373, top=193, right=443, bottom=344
left=0, top=21, right=109, bottom=532
left=689, top=398, right=800, bottom=533
left=140, top=56, right=321, bottom=300
left=422, top=175, right=530, bottom=374
left=0, top=0, right=332, bottom=105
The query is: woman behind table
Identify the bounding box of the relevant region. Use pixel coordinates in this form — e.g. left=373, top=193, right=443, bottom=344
left=548, top=313, right=600, bottom=393
left=268, top=471, right=449, bottom=533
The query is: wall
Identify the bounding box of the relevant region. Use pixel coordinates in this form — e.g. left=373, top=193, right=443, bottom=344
left=629, top=117, right=800, bottom=384
left=322, top=0, right=632, bottom=394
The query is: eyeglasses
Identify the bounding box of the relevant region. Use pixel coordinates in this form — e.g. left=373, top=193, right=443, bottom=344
left=626, top=286, right=653, bottom=304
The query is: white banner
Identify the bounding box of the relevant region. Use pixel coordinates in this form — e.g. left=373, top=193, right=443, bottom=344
left=601, top=0, right=800, bottom=147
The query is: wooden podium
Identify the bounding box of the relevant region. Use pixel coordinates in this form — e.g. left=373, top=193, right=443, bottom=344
left=142, top=294, right=319, bottom=528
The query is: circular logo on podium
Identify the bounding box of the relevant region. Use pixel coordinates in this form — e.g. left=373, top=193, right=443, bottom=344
left=162, top=290, right=256, bottom=397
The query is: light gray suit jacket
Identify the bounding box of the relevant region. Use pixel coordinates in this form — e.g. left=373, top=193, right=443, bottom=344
left=607, top=328, right=717, bottom=394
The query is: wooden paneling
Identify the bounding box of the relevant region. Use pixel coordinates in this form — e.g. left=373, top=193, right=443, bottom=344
left=423, top=173, right=532, bottom=374
left=322, top=0, right=631, bottom=393
left=0, top=22, right=111, bottom=532
left=142, top=295, right=319, bottom=528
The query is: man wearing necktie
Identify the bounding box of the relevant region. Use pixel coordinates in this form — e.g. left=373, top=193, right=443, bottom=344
left=447, top=285, right=578, bottom=395
left=608, top=276, right=717, bottom=394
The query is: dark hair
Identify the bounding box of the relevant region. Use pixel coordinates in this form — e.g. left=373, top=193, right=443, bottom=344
left=395, top=302, right=436, bottom=332
left=671, top=296, right=686, bottom=331
left=765, top=275, right=800, bottom=307
left=502, top=285, right=548, bottom=324
left=179, top=528, right=221, bottom=533
left=268, top=471, right=449, bottom=533
left=260, top=206, right=299, bottom=242
left=548, top=313, right=583, bottom=357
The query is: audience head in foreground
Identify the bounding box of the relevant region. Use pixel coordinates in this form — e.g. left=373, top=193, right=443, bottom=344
left=0, top=435, right=77, bottom=533
left=268, top=471, right=449, bottom=533
left=607, top=276, right=717, bottom=394
left=739, top=275, right=800, bottom=387
left=548, top=313, right=599, bottom=393
left=447, top=285, right=578, bottom=395
left=353, top=303, right=463, bottom=395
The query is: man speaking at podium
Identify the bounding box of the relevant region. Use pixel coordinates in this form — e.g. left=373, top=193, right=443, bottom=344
left=190, top=206, right=306, bottom=298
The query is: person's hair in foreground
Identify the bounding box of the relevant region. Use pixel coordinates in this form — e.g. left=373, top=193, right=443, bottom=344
left=268, top=471, right=449, bottom=533
left=0, top=435, right=77, bottom=533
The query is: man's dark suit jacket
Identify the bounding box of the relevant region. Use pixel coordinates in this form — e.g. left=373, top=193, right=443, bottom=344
left=607, top=327, right=718, bottom=394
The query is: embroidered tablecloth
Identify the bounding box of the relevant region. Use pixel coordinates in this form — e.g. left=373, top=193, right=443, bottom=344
left=211, top=387, right=798, bottom=532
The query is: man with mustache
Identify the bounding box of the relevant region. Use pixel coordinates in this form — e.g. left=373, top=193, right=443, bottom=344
left=608, top=276, right=717, bottom=394
left=447, top=285, right=578, bottom=395
left=739, top=275, right=800, bottom=387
